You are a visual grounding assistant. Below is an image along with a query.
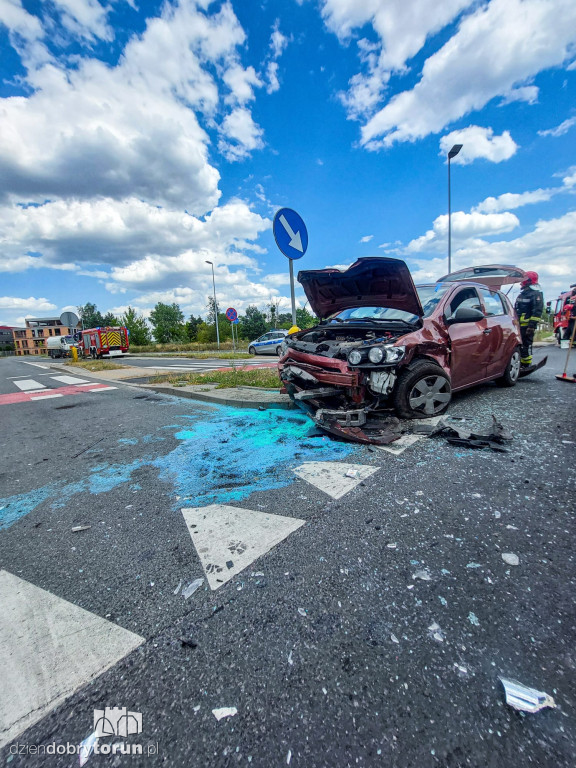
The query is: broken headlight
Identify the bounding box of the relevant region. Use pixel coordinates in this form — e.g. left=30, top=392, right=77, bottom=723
left=385, top=345, right=405, bottom=362
left=348, top=349, right=363, bottom=365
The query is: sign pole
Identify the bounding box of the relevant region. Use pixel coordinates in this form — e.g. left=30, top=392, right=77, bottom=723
left=289, top=259, right=297, bottom=326
left=231, top=321, right=236, bottom=352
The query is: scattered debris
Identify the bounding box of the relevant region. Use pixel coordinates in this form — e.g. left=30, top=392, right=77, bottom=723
left=298, top=607, right=307, bottom=617
left=212, top=707, right=238, bottom=721
left=494, top=511, right=501, bottom=519
left=79, top=731, right=99, bottom=766
left=71, top=525, right=91, bottom=532
left=418, top=415, right=513, bottom=452
left=413, top=569, right=432, bottom=581
left=180, top=636, right=198, bottom=648
left=500, top=678, right=556, bottom=713
left=455, top=664, right=468, bottom=676
left=288, top=650, right=294, bottom=665
left=386, top=542, right=397, bottom=549
left=438, top=596, right=447, bottom=606
left=502, top=553, right=519, bottom=566
left=466, top=563, right=482, bottom=569
left=287, top=749, right=292, bottom=764
left=345, top=468, right=359, bottom=478
left=182, top=578, right=204, bottom=599
left=468, top=612, right=480, bottom=626
left=428, top=621, right=444, bottom=642
left=72, top=437, right=105, bottom=460
left=390, top=633, right=400, bottom=644
left=173, top=580, right=182, bottom=595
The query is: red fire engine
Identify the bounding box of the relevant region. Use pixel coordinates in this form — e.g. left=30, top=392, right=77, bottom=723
left=80, top=327, right=129, bottom=358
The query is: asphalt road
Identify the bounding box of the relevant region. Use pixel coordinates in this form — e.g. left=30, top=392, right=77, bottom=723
left=0, top=348, right=574, bottom=768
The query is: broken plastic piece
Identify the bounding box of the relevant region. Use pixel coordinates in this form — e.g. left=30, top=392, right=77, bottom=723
left=427, top=621, right=444, bottom=642
left=79, top=731, right=99, bottom=766
left=502, top=553, right=519, bottom=566
left=298, top=607, right=307, bottom=617
left=182, top=577, right=204, bottom=599
left=71, top=525, right=91, bottom=532
left=413, top=569, right=432, bottom=581
left=500, top=678, right=556, bottom=713
left=180, top=636, right=198, bottom=648
left=174, top=580, right=182, bottom=595
left=212, top=707, right=238, bottom=721
left=468, top=612, right=480, bottom=626
left=390, top=633, right=400, bottom=644
left=345, top=469, right=359, bottom=478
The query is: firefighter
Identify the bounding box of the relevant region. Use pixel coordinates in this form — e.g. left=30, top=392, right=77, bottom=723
left=563, top=287, right=576, bottom=342
left=514, top=270, right=544, bottom=367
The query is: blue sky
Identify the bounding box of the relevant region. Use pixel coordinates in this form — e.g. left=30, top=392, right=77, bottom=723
left=0, top=0, right=575, bottom=326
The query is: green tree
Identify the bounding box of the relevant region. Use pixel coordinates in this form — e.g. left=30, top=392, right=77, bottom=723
left=78, top=302, right=104, bottom=329
left=205, top=296, right=232, bottom=341
left=102, top=311, right=120, bottom=326
left=149, top=302, right=185, bottom=343
left=185, top=314, right=203, bottom=342
left=296, top=307, right=318, bottom=328
left=239, top=305, right=267, bottom=340
left=121, top=306, right=151, bottom=345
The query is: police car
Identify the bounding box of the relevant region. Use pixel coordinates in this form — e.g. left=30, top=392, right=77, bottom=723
left=247, top=329, right=288, bottom=356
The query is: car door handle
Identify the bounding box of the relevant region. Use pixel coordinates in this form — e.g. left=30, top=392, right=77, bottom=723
left=483, top=328, right=492, bottom=334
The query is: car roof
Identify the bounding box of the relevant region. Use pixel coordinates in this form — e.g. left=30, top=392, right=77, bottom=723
left=416, top=281, right=504, bottom=291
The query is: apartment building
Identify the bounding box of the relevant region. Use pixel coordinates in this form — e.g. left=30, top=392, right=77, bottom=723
left=0, top=325, right=16, bottom=349
left=13, top=316, right=80, bottom=356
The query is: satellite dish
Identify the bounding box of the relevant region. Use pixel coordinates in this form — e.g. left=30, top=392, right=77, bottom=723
left=60, top=311, right=79, bottom=328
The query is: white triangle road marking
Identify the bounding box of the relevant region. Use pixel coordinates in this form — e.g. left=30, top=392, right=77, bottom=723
left=0, top=570, right=144, bottom=749
left=181, top=505, right=305, bottom=590
left=377, top=416, right=445, bottom=455
left=293, top=461, right=379, bottom=500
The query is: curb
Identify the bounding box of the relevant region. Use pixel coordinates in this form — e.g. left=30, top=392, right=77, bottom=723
left=139, top=383, right=294, bottom=410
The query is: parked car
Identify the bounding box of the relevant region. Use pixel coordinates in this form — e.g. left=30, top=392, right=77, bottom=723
left=248, top=329, right=288, bottom=356
left=279, top=259, right=546, bottom=444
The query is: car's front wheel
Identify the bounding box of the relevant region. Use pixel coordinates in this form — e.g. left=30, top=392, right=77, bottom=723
left=248, top=346, right=256, bottom=355
left=495, top=348, right=521, bottom=387
left=276, top=345, right=283, bottom=356
left=393, top=360, right=452, bottom=419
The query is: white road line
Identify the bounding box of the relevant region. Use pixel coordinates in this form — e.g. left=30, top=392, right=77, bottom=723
left=0, top=570, right=144, bottom=748
left=19, top=361, right=50, bottom=369
left=13, top=379, right=46, bottom=391
left=50, top=375, right=90, bottom=385
left=29, top=394, right=64, bottom=400
left=88, top=387, right=117, bottom=392
left=293, top=462, right=379, bottom=499
left=7, top=374, right=55, bottom=378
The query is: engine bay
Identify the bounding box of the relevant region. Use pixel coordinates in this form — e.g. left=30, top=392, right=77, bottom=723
left=287, top=326, right=406, bottom=360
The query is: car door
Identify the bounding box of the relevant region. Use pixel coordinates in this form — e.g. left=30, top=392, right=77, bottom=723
left=257, top=333, right=274, bottom=354
left=444, top=287, right=493, bottom=388
left=477, top=287, right=513, bottom=377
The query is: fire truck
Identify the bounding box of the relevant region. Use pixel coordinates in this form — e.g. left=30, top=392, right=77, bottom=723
left=548, top=285, right=576, bottom=345
left=79, top=327, right=129, bottom=358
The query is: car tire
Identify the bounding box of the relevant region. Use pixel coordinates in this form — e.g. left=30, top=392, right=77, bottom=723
left=556, top=330, right=563, bottom=346
left=276, top=345, right=282, bottom=356
left=393, top=360, right=452, bottom=419
left=495, top=348, right=521, bottom=387
left=248, top=346, right=256, bottom=355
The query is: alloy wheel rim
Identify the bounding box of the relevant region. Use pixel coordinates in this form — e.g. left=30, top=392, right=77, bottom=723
left=409, top=375, right=451, bottom=415
left=510, top=352, right=521, bottom=381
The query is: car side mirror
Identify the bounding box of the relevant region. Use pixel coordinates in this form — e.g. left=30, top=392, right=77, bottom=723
left=446, top=306, right=485, bottom=325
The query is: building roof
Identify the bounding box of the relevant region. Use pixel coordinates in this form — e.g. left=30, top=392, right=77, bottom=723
left=26, top=316, right=62, bottom=322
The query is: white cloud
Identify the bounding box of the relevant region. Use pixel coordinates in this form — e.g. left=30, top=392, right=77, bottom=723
left=406, top=211, right=519, bottom=253
left=360, top=0, right=576, bottom=147
left=219, top=107, right=265, bottom=160
left=52, top=0, right=113, bottom=42
left=473, top=189, right=556, bottom=214
left=538, top=117, right=576, bottom=137
left=264, top=19, right=290, bottom=94
left=359, top=234, right=373, bottom=243
left=0, top=295, right=58, bottom=324
left=440, top=126, right=518, bottom=164
left=500, top=85, right=539, bottom=105
left=0, top=1, right=267, bottom=210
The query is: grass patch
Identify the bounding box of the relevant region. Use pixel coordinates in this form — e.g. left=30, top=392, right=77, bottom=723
left=65, top=360, right=127, bottom=371
left=150, top=366, right=281, bottom=389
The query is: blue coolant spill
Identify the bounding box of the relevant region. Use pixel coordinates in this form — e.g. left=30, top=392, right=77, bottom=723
left=0, top=405, right=355, bottom=530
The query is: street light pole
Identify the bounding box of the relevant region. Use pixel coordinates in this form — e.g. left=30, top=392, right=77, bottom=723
left=447, top=143, right=463, bottom=274
left=205, top=260, right=220, bottom=350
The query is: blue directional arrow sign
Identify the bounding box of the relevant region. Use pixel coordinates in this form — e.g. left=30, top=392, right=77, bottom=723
left=273, top=208, right=308, bottom=260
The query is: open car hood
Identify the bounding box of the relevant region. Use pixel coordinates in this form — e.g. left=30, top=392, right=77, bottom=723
left=436, top=264, right=526, bottom=288
left=298, top=258, right=423, bottom=320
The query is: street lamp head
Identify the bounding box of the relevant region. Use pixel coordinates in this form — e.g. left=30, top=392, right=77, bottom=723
left=448, top=144, right=463, bottom=159
left=205, top=260, right=213, bottom=265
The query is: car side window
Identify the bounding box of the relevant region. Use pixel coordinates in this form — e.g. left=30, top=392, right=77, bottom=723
left=479, top=288, right=505, bottom=316
left=446, top=288, right=482, bottom=319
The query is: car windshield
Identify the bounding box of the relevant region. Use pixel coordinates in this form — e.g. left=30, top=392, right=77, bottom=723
left=326, top=284, right=450, bottom=323
left=64, top=335, right=74, bottom=342
left=416, top=284, right=450, bottom=317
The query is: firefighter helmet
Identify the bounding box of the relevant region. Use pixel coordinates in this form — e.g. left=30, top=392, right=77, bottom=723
left=521, top=270, right=539, bottom=287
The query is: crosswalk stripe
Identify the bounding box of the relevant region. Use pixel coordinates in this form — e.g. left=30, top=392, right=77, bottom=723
left=50, top=375, right=90, bottom=385
left=13, top=379, right=46, bottom=391
left=0, top=570, right=144, bottom=748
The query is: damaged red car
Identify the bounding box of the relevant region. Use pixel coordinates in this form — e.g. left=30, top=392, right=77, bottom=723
left=278, top=259, right=544, bottom=444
